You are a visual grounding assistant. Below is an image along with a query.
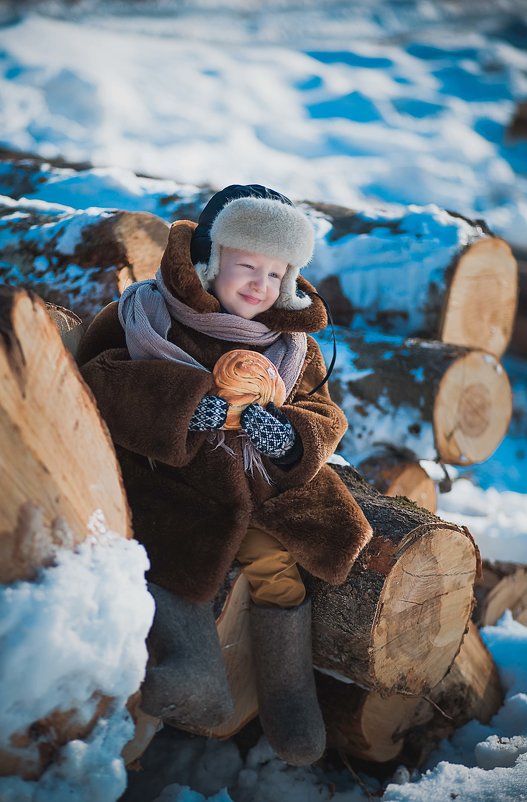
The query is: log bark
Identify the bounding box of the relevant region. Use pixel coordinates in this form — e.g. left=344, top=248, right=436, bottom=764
left=45, top=301, right=85, bottom=357
left=357, top=449, right=437, bottom=513
left=316, top=673, right=430, bottom=763
left=509, top=253, right=527, bottom=357
left=319, top=328, right=512, bottom=465
left=474, top=560, right=527, bottom=627
left=307, top=201, right=518, bottom=359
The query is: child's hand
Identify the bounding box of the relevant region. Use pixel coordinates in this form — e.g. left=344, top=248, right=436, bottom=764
left=240, top=402, right=296, bottom=458
left=189, top=394, right=228, bottom=431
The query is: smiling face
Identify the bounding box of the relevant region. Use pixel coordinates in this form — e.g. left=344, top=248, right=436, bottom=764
left=213, top=246, right=288, bottom=319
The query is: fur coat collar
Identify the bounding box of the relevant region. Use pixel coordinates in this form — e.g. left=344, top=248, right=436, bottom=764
left=159, top=220, right=328, bottom=333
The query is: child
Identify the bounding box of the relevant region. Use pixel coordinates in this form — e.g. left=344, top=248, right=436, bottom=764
left=77, top=184, right=373, bottom=766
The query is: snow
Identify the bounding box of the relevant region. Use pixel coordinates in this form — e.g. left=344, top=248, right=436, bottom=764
left=382, top=757, right=527, bottom=802
left=436, top=480, right=527, bottom=564
left=0, top=2, right=527, bottom=245
left=475, top=735, right=527, bottom=770
left=0, top=527, right=154, bottom=802
left=121, top=613, right=527, bottom=802
left=1, top=1, right=527, bottom=800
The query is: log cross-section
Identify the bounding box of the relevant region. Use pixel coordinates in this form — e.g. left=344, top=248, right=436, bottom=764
left=0, top=287, right=131, bottom=583
left=319, top=329, right=512, bottom=465
left=306, top=465, right=481, bottom=697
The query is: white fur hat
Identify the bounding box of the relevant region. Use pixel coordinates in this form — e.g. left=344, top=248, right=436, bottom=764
left=191, top=188, right=315, bottom=310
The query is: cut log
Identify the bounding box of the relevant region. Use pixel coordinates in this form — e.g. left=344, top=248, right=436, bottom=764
left=178, top=463, right=480, bottom=743
left=316, top=673, right=431, bottom=763
left=474, top=560, right=527, bottom=627
left=211, top=573, right=258, bottom=738
left=122, top=694, right=163, bottom=768
left=318, top=621, right=502, bottom=765
left=0, top=197, right=169, bottom=320
left=307, top=202, right=518, bottom=359
left=357, top=449, right=437, bottom=513
left=0, top=287, right=135, bottom=780
left=402, top=622, right=503, bottom=765
left=509, top=254, right=527, bottom=357
left=307, top=464, right=480, bottom=697
left=318, top=328, right=512, bottom=465
left=0, top=287, right=131, bottom=583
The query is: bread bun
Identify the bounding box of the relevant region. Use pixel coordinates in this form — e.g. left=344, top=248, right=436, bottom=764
left=212, top=349, right=286, bottom=430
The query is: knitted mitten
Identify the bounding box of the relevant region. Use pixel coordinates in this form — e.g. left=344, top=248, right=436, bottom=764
left=240, top=402, right=296, bottom=458
left=189, top=394, right=228, bottom=431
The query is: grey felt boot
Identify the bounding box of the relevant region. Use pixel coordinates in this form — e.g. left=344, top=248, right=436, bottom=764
left=249, top=597, right=326, bottom=766
left=140, top=583, right=234, bottom=729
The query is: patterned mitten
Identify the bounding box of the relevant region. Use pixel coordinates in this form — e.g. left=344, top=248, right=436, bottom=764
left=189, top=395, right=228, bottom=431
left=240, top=402, right=296, bottom=458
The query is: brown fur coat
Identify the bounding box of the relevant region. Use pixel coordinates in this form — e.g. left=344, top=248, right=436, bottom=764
left=77, top=220, right=372, bottom=602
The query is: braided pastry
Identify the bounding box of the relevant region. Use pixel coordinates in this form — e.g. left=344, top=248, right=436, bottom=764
left=212, top=349, right=286, bottom=430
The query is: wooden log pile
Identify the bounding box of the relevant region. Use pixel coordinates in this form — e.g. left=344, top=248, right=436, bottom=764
left=305, top=201, right=518, bottom=360
left=320, top=328, right=512, bottom=466
left=0, top=154, right=519, bottom=356
left=0, top=287, right=508, bottom=777
left=1, top=164, right=517, bottom=470
left=0, top=160, right=521, bottom=775
left=194, top=465, right=505, bottom=767
left=0, top=196, right=171, bottom=320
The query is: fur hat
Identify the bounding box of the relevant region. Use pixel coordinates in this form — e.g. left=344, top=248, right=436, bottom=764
left=190, top=184, right=315, bottom=310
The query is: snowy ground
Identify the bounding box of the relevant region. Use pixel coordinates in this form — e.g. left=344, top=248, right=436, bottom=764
left=0, top=1, right=526, bottom=801
left=1, top=0, right=527, bottom=248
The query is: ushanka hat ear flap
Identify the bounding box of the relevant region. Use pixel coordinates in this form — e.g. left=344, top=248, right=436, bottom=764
left=190, top=184, right=315, bottom=311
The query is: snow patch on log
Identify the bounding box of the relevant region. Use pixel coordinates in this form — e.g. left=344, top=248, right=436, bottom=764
left=308, top=204, right=478, bottom=329
left=0, top=527, right=154, bottom=802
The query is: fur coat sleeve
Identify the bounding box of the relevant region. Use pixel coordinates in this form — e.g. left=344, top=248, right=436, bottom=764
left=77, top=302, right=215, bottom=467
left=264, top=335, right=347, bottom=488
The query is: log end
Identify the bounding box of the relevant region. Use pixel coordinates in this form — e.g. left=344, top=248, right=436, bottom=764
left=434, top=349, right=512, bottom=465
left=359, top=454, right=437, bottom=513
left=0, top=288, right=132, bottom=583
left=441, top=237, right=518, bottom=359
left=371, top=525, right=478, bottom=695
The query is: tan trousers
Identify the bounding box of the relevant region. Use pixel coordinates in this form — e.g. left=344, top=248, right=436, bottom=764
left=236, top=524, right=306, bottom=608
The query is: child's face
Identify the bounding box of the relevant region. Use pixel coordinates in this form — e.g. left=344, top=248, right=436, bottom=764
left=214, top=247, right=288, bottom=319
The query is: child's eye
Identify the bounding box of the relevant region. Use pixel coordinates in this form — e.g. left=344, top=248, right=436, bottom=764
left=270, top=273, right=283, bottom=280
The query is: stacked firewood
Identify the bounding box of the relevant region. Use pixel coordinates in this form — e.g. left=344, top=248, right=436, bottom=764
left=0, top=169, right=517, bottom=500
left=0, top=162, right=523, bottom=774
